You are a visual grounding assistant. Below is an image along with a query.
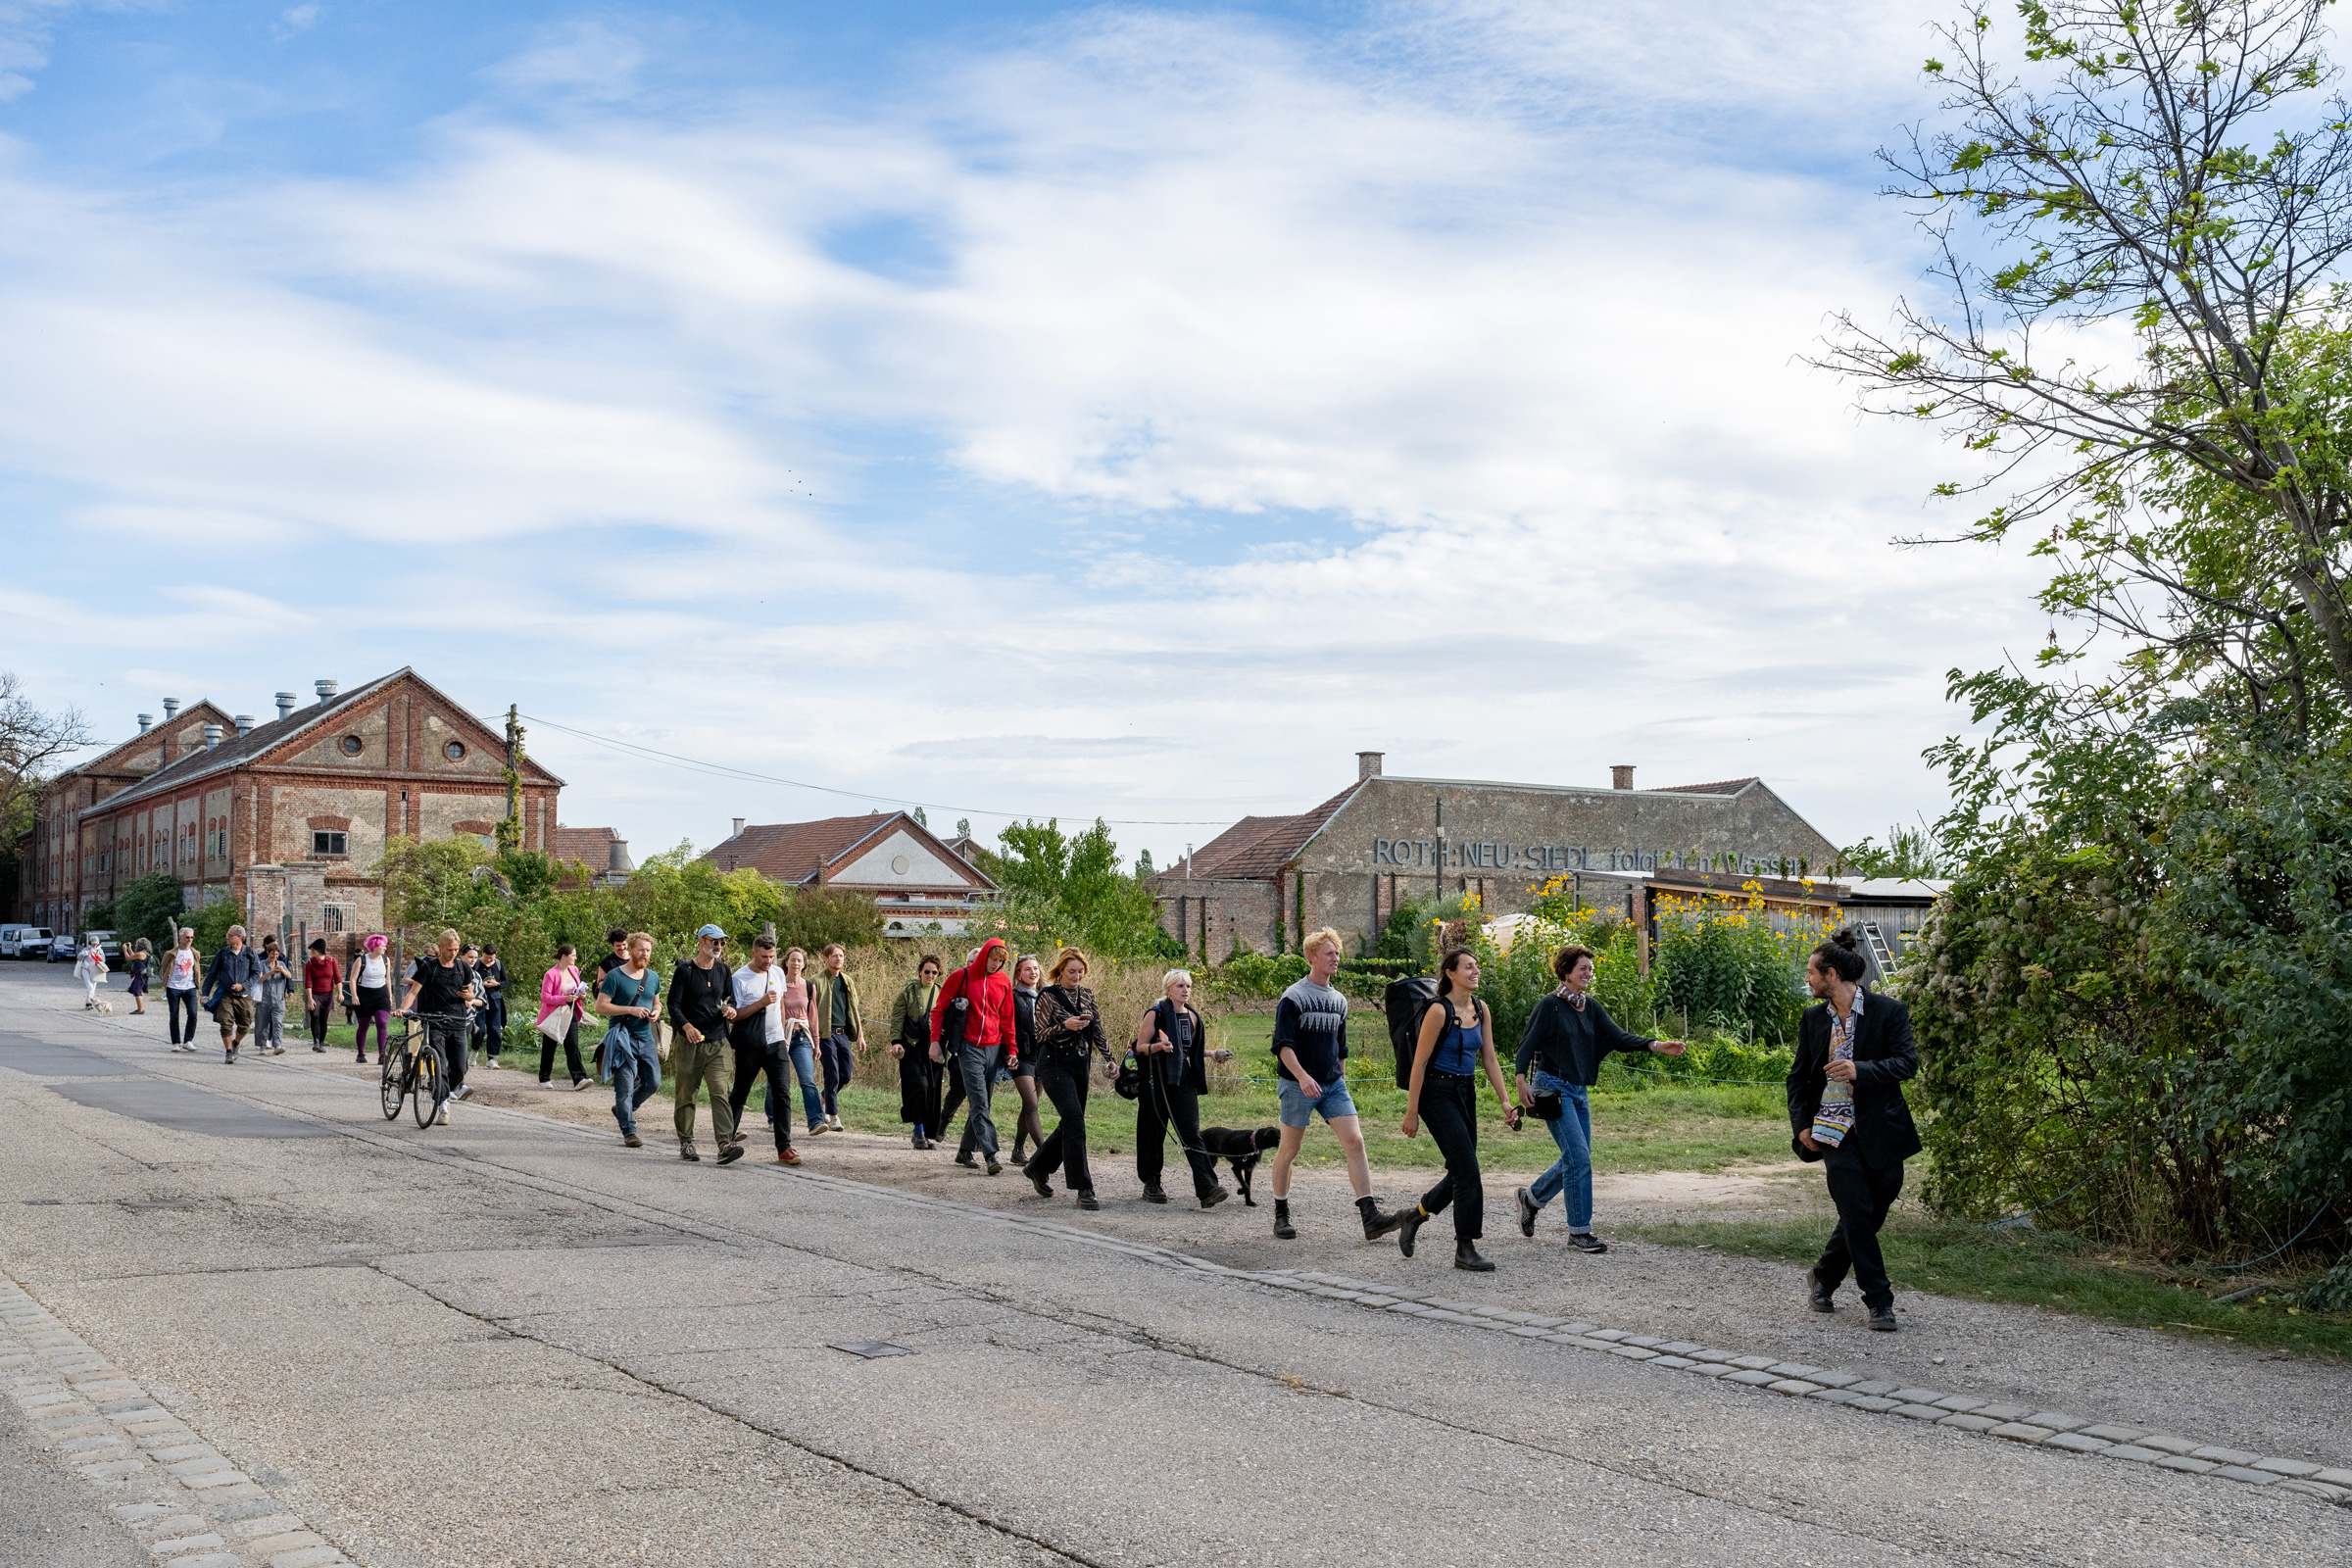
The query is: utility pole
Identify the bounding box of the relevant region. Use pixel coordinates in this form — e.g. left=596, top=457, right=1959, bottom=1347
left=499, top=706, right=524, bottom=852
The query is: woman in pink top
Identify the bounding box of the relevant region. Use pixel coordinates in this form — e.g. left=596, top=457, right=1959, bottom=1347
left=773, top=948, right=827, bottom=1137
left=535, top=943, right=592, bottom=1091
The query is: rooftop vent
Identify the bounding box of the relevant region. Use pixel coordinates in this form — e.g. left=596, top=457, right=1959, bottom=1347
left=274, top=691, right=297, bottom=720
left=608, top=838, right=629, bottom=872
left=163, top=698, right=180, bottom=719
left=202, top=724, right=222, bottom=752
left=1611, top=765, right=1635, bottom=790
left=137, top=713, right=153, bottom=735
left=1357, top=751, right=1384, bottom=781
left=233, top=714, right=254, bottom=737
left=731, top=817, right=745, bottom=839
left=314, top=679, right=339, bottom=706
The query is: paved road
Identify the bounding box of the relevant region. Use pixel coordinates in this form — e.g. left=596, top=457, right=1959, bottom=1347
left=2, top=967, right=2347, bottom=1567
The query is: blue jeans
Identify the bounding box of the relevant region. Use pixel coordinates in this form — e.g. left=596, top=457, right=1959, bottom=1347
left=609, top=1034, right=661, bottom=1136
left=1525, top=1072, right=1593, bottom=1230
left=787, top=1035, right=825, bottom=1131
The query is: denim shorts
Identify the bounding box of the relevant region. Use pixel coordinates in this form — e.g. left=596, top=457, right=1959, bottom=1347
left=1277, top=1074, right=1357, bottom=1129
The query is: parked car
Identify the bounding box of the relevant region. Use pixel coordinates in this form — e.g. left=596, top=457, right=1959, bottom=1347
left=50, top=931, right=116, bottom=962
left=0, top=924, right=53, bottom=958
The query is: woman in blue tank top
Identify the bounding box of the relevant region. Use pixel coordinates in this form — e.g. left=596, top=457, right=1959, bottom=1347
left=1398, top=947, right=1522, bottom=1271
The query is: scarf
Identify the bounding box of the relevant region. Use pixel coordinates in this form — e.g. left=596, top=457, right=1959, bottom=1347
left=1812, top=1003, right=1859, bottom=1149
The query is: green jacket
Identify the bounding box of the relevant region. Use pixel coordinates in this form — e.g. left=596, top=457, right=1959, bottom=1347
left=814, top=966, right=865, bottom=1044
left=889, top=979, right=940, bottom=1046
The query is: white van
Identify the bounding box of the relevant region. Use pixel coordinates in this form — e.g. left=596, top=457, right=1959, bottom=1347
left=0, top=925, right=54, bottom=958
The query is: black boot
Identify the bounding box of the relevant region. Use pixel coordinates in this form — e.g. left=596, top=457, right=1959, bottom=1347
left=1357, top=1195, right=1402, bottom=1240
left=1397, top=1204, right=1429, bottom=1258
left=1454, top=1239, right=1495, bottom=1272
left=1272, top=1199, right=1296, bottom=1240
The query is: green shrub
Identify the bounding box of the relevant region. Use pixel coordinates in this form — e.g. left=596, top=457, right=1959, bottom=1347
left=1648, top=888, right=1820, bottom=1048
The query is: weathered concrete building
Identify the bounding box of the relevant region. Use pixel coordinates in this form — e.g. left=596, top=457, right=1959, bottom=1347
left=1152, top=753, right=1842, bottom=958
left=40, top=668, right=563, bottom=944
left=702, top=811, right=998, bottom=938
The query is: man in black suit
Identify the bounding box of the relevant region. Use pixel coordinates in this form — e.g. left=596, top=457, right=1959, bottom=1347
left=1787, top=928, right=1922, bottom=1332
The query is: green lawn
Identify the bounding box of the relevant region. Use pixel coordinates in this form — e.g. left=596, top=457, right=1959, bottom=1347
left=1621, top=1212, right=2352, bottom=1362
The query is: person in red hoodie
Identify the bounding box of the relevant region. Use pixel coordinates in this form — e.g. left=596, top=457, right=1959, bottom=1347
left=932, top=937, right=1018, bottom=1175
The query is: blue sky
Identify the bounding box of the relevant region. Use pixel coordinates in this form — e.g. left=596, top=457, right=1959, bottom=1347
left=1, top=1, right=2059, bottom=864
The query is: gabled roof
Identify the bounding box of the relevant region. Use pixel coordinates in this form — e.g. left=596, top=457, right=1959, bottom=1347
left=1171, top=785, right=1360, bottom=881
left=1652, top=777, right=1760, bottom=796
left=56, top=702, right=238, bottom=787
left=704, top=811, right=995, bottom=890
left=82, top=668, right=562, bottom=817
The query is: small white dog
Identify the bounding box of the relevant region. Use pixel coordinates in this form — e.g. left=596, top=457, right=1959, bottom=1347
left=92, top=999, right=115, bottom=1014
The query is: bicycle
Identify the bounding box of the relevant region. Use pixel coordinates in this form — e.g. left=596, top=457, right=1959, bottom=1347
left=379, top=1010, right=467, bottom=1128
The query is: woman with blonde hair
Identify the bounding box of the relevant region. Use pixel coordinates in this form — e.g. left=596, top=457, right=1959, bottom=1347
left=1024, top=948, right=1112, bottom=1209
left=1131, top=968, right=1232, bottom=1207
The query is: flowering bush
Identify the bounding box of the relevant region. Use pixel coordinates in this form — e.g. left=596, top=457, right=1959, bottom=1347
left=1649, top=884, right=1828, bottom=1048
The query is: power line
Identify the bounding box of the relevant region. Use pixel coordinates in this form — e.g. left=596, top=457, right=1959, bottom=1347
left=516, top=711, right=1235, bottom=827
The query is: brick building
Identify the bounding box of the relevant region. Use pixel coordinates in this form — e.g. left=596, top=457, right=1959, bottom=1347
left=30, top=668, right=564, bottom=944
left=702, top=811, right=996, bottom=938
left=1152, top=753, right=1843, bottom=959
left=19, top=698, right=236, bottom=935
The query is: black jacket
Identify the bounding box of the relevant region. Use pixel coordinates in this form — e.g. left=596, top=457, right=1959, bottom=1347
left=1513, top=993, right=1654, bottom=1086
left=1786, top=988, right=1923, bottom=1170
left=1145, top=999, right=1210, bottom=1091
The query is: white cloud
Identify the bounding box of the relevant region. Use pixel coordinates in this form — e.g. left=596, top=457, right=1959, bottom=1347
left=0, top=3, right=2055, bottom=857
left=277, top=4, right=320, bottom=35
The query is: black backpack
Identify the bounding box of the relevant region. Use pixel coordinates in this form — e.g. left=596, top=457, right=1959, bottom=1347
left=1382, top=977, right=1456, bottom=1090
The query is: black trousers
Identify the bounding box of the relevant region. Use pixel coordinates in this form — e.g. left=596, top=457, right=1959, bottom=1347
left=306, top=994, right=334, bottom=1048
left=1416, top=1071, right=1485, bottom=1242
left=1027, top=1054, right=1095, bottom=1194
left=940, top=1050, right=967, bottom=1133
left=1136, top=1071, right=1217, bottom=1199
left=538, top=1012, right=587, bottom=1085
left=1816, top=1148, right=1906, bottom=1310
left=899, top=1045, right=944, bottom=1135
left=481, top=995, right=507, bottom=1058
left=167, top=990, right=198, bottom=1044
left=727, top=1025, right=795, bottom=1153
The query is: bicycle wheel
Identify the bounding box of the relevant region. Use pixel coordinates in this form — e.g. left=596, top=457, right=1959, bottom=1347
left=412, top=1042, right=446, bottom=1128
left=379, top=1045, right=406, bottom=1120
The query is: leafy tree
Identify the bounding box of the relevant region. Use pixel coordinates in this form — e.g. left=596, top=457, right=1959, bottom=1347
left=991, top=817, right=1175, bottom=957
left=1840, top=821, right=1950, bottom=879
left=1823, top=1, right=2352, bottom=728
left=89, top=873, right=183, bottom=952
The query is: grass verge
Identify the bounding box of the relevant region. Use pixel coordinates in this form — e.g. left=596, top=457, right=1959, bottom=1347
left=1621, top=1211, right=2352, bottom=1362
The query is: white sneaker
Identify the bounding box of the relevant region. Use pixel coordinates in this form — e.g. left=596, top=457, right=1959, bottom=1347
left=454, top=1084, right=473, bottom=1101
left=827, top=1115, right=845, bottom=1132
left=435, top=1105, right=449, bottom=1125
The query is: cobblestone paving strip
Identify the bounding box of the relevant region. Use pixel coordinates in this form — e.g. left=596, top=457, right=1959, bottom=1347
left=0, top=1278, right=350, bottom=1568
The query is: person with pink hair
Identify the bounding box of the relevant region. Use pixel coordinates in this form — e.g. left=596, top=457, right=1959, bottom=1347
left=352, top=933, right=394, bottom=1064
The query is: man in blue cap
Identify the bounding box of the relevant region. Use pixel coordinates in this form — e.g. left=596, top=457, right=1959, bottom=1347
left=669, top=924, right=743, bottom=1163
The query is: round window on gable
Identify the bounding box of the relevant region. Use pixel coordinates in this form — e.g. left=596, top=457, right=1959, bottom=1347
left=339, top=735, right=363, bottom=757
left=891, top=855, right=911, bottom=875
left=444, top=741, right=466, bottom=761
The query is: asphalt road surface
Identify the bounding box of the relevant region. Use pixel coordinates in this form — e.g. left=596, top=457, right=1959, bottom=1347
left=3, top=966, right=2346, bottom=1567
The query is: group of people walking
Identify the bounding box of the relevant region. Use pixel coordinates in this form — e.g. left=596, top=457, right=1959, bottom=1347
left=97, top=913, right=1921, bottom=1321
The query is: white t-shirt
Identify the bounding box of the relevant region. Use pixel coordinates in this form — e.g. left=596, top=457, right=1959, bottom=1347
left=355, top=954, right=389, bottom=990
left=731, top=962, right=785, bottom=1044
left=167, top=949, right=198, bottom=990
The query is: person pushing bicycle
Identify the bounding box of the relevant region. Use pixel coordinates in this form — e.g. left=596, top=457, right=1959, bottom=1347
left=399, top=928, right=482, bottom=1125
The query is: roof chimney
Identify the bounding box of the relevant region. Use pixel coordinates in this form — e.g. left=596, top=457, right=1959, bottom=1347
left=731, top=817, right=745, bottom=839
left=1357, top=751, right=1384, bottom=781
left=608, top=837, right=628, bottom=873
left=1611, top=765, right=1635, bottom=790
left=274, top=691, right=297, bottom=721
left=314, top=679, right=339, bottom=707
left=203, top=724, right=222, bottom=752
left=163, top=698, right=180, bottom=719
left=137, top=713, right=152, bottom=735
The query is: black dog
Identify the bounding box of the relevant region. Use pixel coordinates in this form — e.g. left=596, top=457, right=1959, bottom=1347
left=1199, top=1126, right=1283, bottom=1205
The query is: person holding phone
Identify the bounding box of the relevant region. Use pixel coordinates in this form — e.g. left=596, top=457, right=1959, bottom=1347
left=1397, top=948, right=1519, bottom=1272
left=1022, top=948, right=1113, bottom=1210
left=1511, top=945, right=1688, bottom=1253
